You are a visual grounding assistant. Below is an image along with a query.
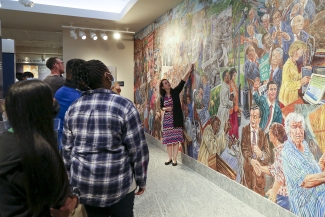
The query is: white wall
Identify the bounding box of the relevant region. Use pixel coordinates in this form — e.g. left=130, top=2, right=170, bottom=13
left=62, top=29, right=134, bottom=101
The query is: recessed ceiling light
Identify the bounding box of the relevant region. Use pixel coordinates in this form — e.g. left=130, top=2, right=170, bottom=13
left=113, top=32, right=121, bottom=40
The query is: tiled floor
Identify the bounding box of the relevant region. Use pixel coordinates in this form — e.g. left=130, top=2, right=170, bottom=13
left=133, top=143, right=266, bottom=217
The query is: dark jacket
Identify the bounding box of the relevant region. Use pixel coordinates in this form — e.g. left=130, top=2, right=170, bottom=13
left=0, top=132, right=51, bottom=217
left=160, top=80, right=185, bottom=128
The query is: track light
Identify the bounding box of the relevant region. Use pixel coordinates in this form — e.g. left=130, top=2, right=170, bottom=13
left=100, top=32, right=108, bottom=40
left=90, top=31, right=98, bottom=40
left=79, top=30, right=86, bottom=40
left=70, top=29, right=78, bottom=40
left=113, top=32, right=121, bottom=40
left=19, top=0, right=34, bottom=7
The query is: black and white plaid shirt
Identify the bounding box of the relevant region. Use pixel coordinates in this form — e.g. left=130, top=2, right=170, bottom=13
left=62, top=88, right=149, bottom=207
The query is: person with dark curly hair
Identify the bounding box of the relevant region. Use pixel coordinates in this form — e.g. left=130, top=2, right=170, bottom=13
left=62, top=59, right=149, bottom=217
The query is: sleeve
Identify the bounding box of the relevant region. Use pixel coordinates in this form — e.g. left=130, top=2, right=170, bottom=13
left=160, top=96, right=164, bottom=110
left=123, top=103, right=149, bottom=188
left=61, top=109, right=74, bottom=174
left=282, top=148, right=308, bottom=187
left=283, top=67, right=301, bottom=91
left=253, top=92, right=262, bottom=105
left=241, top=128, right=252, bottom=163
left=173, top=80, right=186, bottom=94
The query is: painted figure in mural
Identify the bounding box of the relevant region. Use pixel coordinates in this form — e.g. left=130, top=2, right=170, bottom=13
left=241, top=106, right=270, bottom=196
left=244, top=45, right=260, bottom=82
left=197, top=116, right=228, bottom=166
left=228, top=68, right=241, bottom=139
left=269, top=11, right=293, bottom=62
left=279, top=40, right=311, bottom=106
left=269, top=48, right=284, bottom=92
left=255, top=123, right=290, bottom=210
left=282, top=112, right=325, bottom=217
left=261, top=33, right=280, bottom=58
left=216, top=70, right=234, bottom=136
left=282, top=0, right=295, bottom=23
left=253, top=81, right=282, bottom=133
left=248, top=8, right=259, bottom=32
left=290, top=0, right=316, bottom=23
left=291, top=15, right=310, bottom=44
left=160, top=64, right=194, bottom=166
left=261, top=14, right=272, bottom=32
left=245, top=24, right=263, bottom=49
left=220, top=43, right=229, bottom=67
left=198, top=74, right=211, bottom=125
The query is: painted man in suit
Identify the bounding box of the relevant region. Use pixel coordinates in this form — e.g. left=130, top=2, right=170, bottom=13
left=269, top=48, right=283, bottom=92
left=291, top=15, right=310, bottom=43
left=244, top=45, right=260, bottom=82
left=241, top=106, right=270, bottom=196
left=269, top=11, right=293, bottom=62
left=253, top=81, right=282, bottom=133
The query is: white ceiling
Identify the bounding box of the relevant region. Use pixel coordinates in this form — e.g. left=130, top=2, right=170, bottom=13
left=0, top=0, right=184, bottom=48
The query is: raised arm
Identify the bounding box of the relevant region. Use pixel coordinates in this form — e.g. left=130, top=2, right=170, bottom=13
left=182, top=64, right=194, bottom=82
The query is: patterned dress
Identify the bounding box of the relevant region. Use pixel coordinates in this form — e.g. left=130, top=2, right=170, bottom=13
left=162, top=95, right=184, bottom=145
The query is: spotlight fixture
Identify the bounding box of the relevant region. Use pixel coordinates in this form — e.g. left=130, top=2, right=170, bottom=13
left=0, top=1, right=2, bottom=7
left=79, top=30, right=86, bottom=40
left=19, top=0, right=34, bottom=7
left=113, top=32, right=121, bottom=40
left=100, top=32, right=108, bottom=40
left=90, top=31, right=98, bottom=40
left=70, top=29, right=78, bottom=40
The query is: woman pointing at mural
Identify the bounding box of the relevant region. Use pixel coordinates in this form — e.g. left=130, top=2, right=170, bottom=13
left=160, top=64, right=194, bottom=166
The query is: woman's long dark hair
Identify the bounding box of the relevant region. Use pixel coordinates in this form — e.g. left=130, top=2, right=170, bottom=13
left=159, top=79, right=168, bottom=97
left=5, top=80, right=70, bottom=214
left=73, top=59, right=108, bottom=90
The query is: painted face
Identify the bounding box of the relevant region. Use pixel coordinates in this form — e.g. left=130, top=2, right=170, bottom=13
left=247, top=47, right=257, bottom=61
left=289, top=121, right=304, bottom=145
left=263, top=19, right=270, bottom=29
left=296, top=48, right=304, bottom=58
left=272, top=12, right=281, bottom=27
left=250, top=109, right=261, bottom=130
left=294, top=16, right=304, bottom=32
left=264, top=33, right=273, bottom=48
left=232, top=72, right=237, bottom=82
left=271, top=50, right=281, bottom=66
left=224, top=72, right=230, bottom=83
left=267, top=84, right=277, bottom=102
left=212, top=119, right=220, bottom=135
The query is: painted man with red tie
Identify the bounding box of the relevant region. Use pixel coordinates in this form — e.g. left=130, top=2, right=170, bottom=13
left=241, top=106, right=270, bottom=196
left=252, top=81, right=282, bottom=133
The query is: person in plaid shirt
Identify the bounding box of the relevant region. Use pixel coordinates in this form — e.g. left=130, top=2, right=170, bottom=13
left=62, top=60, right=149, bottom=217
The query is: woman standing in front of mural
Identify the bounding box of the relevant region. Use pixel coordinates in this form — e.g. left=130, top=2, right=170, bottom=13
left=279, top=40, right=312, bottom=106
left=160, top=64, right=194, bottom=166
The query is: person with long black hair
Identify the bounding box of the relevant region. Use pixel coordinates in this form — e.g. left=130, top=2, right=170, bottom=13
left=62, top=59, right=149, bottom=217
left=0, top=80, right=78, bottom=216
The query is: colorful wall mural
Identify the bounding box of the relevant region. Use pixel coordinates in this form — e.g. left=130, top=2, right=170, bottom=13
left=134, top=0, right=325, bottom=216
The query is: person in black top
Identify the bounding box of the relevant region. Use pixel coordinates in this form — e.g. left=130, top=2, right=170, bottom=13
left=159, top=64, right=194, bottom=166
left=0, top=80, right=78, bottom=217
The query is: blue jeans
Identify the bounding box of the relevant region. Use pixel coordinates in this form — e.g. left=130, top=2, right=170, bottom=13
left=277, top=194, right=290, bottom=211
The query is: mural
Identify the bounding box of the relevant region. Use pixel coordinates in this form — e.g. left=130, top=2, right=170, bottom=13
left=134, top=0, right=325, bottom=216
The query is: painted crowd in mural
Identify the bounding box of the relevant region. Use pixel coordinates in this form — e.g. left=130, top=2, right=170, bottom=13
left=134, top=0, right=325, bottom=216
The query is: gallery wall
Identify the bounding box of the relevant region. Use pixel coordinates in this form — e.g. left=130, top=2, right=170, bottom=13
left=134, top=0, right=325, bottom=216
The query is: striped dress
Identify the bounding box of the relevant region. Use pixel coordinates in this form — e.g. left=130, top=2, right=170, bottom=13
left=162, top=95, right=184, bottom=145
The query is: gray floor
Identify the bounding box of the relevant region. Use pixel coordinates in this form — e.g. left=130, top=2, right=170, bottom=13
left=134, top=142, right=266, bottom=217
